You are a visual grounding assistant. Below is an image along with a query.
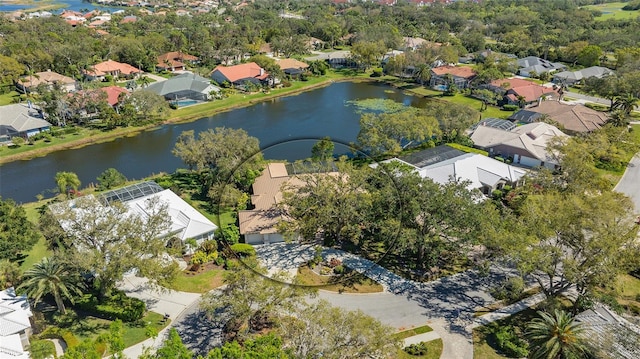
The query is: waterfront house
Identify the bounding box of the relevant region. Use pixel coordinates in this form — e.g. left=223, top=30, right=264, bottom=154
left=146, top=73, right=220, bottom=102
left=429, top=65, right=477, bottom=90
left=210, top=62, right=268, bottom=87
left=276, top=58, right=309, bottom=77
left=0, top=104, right=51, bottom=141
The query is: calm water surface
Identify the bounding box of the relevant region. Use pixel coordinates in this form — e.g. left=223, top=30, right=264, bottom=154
left=0, top=0, right=125, bottom=12
left=0, top=82, right=428, bottom=203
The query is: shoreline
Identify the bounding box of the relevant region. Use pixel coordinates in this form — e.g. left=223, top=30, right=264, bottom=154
left=0, top=75, right=379, bottom=165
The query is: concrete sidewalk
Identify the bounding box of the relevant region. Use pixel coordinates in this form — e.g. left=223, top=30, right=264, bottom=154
left=117, top=275, right=202, bottom=358
left=471, top=292, right=546, bottom=329
left=403, top=331, right=441, bottom=347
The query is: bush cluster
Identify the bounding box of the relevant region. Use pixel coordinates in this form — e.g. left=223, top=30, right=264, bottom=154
left=491, top=277, right=525, bottom=303
left=190, top=250, right=219, bottom=265
left=502, top=104, right=519, bottom=111
left=77, top=291, right=146, bottom=322
left=230, top=243, right=256, bottom=257
left=39, top=327, right=80, bottom=348
left=403, top=342, right=429, bottom=356
left=494, top=326, right=529, bottom=358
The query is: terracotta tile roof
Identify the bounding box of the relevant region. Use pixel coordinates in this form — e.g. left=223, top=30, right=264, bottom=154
left=86, top=60, right=142, bottom=77
left=156, top=51, right=199, bottom=69
left=211, top=62, right=268, bottom=83
left=431, top=65, right=476, bottom=79
left=18, top=71, right=75, bottom=88
left=489, top=78, right=538, bottom=90
left=506, top=84, right=557, bottom=103
left=276, top=58, right=309, bottom=70
left=101, top=86, right=129, bottom=106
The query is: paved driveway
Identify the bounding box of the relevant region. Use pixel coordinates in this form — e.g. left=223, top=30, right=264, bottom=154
left=256, top=243, right=517, bottom=359
left=615, top=153, right=640, bottom=213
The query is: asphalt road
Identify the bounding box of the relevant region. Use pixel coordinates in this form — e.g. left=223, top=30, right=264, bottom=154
left=615, top=152, right=640, bottom=213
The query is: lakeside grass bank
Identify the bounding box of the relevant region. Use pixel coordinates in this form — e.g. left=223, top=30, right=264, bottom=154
left=0, top=71, right=372, bottom=165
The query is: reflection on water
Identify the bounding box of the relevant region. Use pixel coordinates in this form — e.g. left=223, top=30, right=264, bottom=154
left=0, top=82, right=428, bottom=203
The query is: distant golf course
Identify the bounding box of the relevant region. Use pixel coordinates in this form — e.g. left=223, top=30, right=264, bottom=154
left=584, top=1, right=640, bottom=21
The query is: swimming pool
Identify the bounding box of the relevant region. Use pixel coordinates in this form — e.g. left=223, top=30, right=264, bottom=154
left=172, top=99, right=201, bottom=107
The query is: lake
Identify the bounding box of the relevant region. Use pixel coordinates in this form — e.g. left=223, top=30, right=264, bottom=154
left=0, top=82, right=428, bottom=203
left=0, top=0, right=124, bottom=13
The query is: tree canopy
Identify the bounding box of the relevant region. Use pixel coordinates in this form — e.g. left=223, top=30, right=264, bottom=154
left=0, top=198, right=39, bottom=261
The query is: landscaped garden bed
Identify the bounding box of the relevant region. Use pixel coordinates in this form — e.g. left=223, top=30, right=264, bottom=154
left=296, top=257, right=383, bottom=293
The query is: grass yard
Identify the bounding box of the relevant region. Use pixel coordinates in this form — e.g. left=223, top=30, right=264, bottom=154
left=296, top=266, right=384, bottom=293
left=58, top=311, right=168, bottom=348
left=166, top=266, right=225, bottom=293
left=19, top=237, right=51, bottom=271
left=394, top=325, right=434, bottom=340
left=397, top=339, right=443, bottom=359
left=401, top=86, right=512, bottom=119
left=0, top=90, right=21, bottom=106
left=473, top=307, right=538, bottom=359
left=584, top=2, right=640, bottom=21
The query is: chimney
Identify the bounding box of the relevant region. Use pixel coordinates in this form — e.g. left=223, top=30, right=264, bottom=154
left=537, top=96, right=543, bottom=107
left=259, top=68, right=264, bottom=76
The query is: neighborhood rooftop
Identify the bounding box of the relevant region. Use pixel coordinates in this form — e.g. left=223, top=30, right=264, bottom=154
left=399, top=145, right=466, bottom=169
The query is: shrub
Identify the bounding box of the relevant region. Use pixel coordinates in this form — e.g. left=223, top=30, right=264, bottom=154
left=490, top=277, right=525, bottom=302
left=230, top=243, right=256, bottom=257
left=40, top=327, right=80, bottom=348
left=190, top=250, right=218, bottom=265
left=404, top=342, right=429, bottom=355
left=76, top=291, right=146, bottom=322
left=333, top=265, right=345, bottom=274
left=29, top=339, right=57, bottom=359
left=502, top=104, right=519, bottom=111
left=215, top=256, right=225, bottom=266
left=494, top=326, right=528, bottom=357
left=281, top=80, right=292, bottom=87
left=52, top=310, right=79, bottom=328
left=220, top=225, right=240, bottom=245
left=584, top=102, right=608, bottom=111
left=370, top=68, right=383, bottom=77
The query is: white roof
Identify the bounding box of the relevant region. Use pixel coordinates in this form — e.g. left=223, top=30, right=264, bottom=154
left=126, top=189, right=218, bottom=241
left=417, top=153, right=527, bottom=190
left=0, top=288, right=31, bottom=358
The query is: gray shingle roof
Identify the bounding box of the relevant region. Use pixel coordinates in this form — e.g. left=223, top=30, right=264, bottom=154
left=146, top=73, right=219, bottom=97
left=0, top=104, right=51, bottom=133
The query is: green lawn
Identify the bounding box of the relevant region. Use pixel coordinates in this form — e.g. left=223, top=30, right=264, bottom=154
left=402, top=87, right=512, bottom=119
left=19, top=237, right=51, bottom=271
left=60, top=311, right=168, bottom=348
left=584, top=2, right=640, bottom=21
left=473, top=307, right=538, bottom=359
left=166, top=267, right=225, bottom=293
left=0, top=90, right=21, bottom=106
left=397, top=339, right=443, bottom=359
left=393, top=325, right=434, bottom=340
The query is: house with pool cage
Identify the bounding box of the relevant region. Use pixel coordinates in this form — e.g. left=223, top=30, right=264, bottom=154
left=146, top=73, right=220, bottom=107
left=51, top=181, right=218, bottom=245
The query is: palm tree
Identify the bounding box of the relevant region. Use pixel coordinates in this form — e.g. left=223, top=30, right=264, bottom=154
left=55, top=171, right=81, bottom=197
left=609, top=109, right=630, bottom=127
left=18, top=257, right=84, bottom=314
left=525, top=310, right=589, bottom=359
left=413, top=64, right=431, bottom=85
left=613, top=93, right=638, bottom=115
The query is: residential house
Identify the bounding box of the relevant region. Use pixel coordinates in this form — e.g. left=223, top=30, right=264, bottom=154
left=101, top=86, right=129, bottom=107
left=83, top=60, right=142, bottom=81
left=510, top=101, right=608, bottom=134
left=479, top=78, right=557, bottom=106
left=470, top=122, right=568, bottom=168
left=276, top=58, right=309, bottom=77
left=575, top=306, right=640, bottom=359
left=552, top=66, right=614, bottom=86
left=401, top=36, right=431, bottom=51
left=146, top=72, right=220, bottom=102
left=429, top=65, right=477, bottom=90
left=156, top=51, right=200, bottom=72
left=517, top=56, right=566, bottom=77
left=239, top=163, right=291, bottom=245
left=378, top=145, right=527, bottom=196
left=0, top=104, right=51, bottom=141
left=305, top=51, right=354, bottom=68
left=52, top=181, right=218, bottom=244
left=0, top=287, right=33, bottom=359
left=15, top=70, right=76, bottom=93
left=210, top=62, right=268, bottom=87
